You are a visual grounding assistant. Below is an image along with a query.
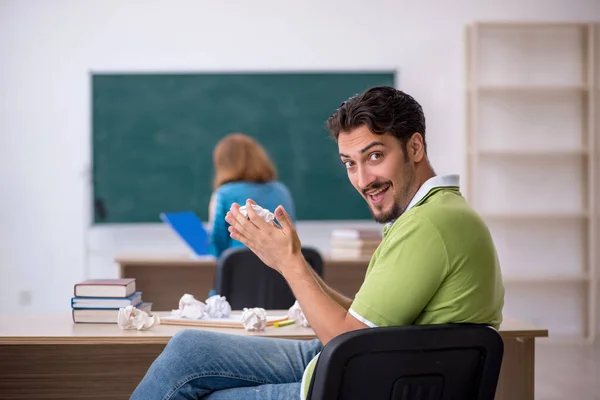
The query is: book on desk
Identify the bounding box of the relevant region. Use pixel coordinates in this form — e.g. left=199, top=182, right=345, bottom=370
left=71, top=278, right=153, bottom=323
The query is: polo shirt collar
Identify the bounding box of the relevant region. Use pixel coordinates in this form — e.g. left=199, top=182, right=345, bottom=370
left=404, top=174, right=460, bottom=213
left=383, top=174, right=460, bottom=231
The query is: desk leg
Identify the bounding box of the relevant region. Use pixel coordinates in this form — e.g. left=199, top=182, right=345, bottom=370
left=495, top=336, right=535, bottom=399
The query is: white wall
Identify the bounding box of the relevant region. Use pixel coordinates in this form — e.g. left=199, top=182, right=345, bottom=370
left=0, top=0, right=598, bottom=328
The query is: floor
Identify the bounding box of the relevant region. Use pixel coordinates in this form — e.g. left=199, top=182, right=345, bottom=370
left=535, top=340, right=600, bottom=399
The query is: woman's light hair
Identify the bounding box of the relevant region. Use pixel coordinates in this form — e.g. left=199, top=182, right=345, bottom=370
left=212, top=133, right=277, bottom=190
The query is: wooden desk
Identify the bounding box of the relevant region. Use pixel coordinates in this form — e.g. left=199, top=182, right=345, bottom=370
left=0, top=313, right=547, bottom=400
left=116, top=254, right=371, bottom=311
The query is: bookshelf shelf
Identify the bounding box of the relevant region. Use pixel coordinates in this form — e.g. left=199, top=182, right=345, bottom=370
left=466, top=22, right=599, bottom=343
left=503, top=274, right=589, bottom=283
left=471, top=149, right=589, bottom=157
left=481, top=212, right=589, bottom=220
left=472, top=84, right=588, bottom=93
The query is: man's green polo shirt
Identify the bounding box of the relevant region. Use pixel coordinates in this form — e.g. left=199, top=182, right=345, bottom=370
left=300, top=174, right=505, bottom=399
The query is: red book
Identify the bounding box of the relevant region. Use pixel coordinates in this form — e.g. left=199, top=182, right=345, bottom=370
left=74, top=278, right=136, bottom=298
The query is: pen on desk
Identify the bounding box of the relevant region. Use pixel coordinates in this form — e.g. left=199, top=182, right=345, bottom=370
left=274, top=319, right=296, bottom=328
left=266, top=317, right=290, bottom=326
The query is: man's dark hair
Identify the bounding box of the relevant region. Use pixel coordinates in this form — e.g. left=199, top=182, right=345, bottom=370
left=326, top=86, right=427, bottom=154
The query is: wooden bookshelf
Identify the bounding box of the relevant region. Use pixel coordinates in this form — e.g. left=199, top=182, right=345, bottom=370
left=466, top=22, right=599, bottom=343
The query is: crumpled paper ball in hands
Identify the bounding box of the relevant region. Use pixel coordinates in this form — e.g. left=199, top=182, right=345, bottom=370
left=205, top=295, right=232, bottom=318
left=288, top=300, right=310, bottom=327
left=117, top=305, right=160, bottom=331
left=238, top=204, right=275, bottom=224
left=241, top=307, right=268, bottom=331
left=171, top=293, right=206, bottom=319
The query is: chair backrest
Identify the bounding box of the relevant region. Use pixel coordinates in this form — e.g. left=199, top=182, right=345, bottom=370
left=214, top=247, right=324, bottom=310
left=307, top=323, right=504, bottom=400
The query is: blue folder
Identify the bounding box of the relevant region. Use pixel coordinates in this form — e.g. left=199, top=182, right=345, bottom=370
left=160, top=211, right=210, bottom=256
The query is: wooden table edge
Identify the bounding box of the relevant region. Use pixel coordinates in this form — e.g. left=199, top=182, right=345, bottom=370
left=0, top=334, right=318, bottom=345
left=500, top=330, right=549, bottom=338
left=0, top=331, right=548, bottom=345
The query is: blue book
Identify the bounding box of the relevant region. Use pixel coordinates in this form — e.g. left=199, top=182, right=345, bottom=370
left=71, top=292, right=143, bottom=309
left=160, top=211, right=210, bottom=257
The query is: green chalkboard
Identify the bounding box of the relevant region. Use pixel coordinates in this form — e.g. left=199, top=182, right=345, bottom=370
left=92, top=71, right=396, bottom=223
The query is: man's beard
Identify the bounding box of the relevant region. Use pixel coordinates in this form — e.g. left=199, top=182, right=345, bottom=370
left=367, top=165, right=416, bottom=224
left=370, top=201, right=402, bottom=224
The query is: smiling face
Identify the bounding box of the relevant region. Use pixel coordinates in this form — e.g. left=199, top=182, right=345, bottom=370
left=327, top=86, right=430, bottom=223
left=338, top=125, right=420, bottom=223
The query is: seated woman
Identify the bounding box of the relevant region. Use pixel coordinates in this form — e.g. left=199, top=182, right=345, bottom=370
left=208, top=132, right=296, bottom=259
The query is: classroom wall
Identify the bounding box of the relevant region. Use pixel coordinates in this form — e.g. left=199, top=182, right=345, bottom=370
left=0, top=0, right=598, bottom=334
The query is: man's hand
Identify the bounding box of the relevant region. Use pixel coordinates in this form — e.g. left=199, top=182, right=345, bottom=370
left=226, top=199, right=368, bottom=345
left=225, top=199, right=302, bottom=274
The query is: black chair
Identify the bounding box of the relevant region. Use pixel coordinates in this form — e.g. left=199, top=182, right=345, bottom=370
left=307, top=323, right=504, bottom=400
left=214, top=247, right=324, bottom=310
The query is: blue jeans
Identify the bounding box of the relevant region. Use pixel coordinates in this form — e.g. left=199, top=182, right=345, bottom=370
left=130, top=329, right=323, bottom=400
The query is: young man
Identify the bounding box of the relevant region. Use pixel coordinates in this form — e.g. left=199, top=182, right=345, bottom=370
left=130, top=86, right=505, bottom=400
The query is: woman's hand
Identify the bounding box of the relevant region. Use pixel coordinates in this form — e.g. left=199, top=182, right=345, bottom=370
left=225, top=199, right=302, bottom=273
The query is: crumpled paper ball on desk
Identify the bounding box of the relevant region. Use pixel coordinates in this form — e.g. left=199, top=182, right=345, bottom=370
left=171, top=293, right=233, bottom=320
left=171, top=293, right=206, bottom=319
left=117, top=305, right=160, bottom=331
left=241, top=307, right=268, bottom=331
left=205, top=295, right=232, bottom=318
left=288, top=300, right=310, bottom=327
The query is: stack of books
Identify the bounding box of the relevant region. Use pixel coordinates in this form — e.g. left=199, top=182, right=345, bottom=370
left=71, top=278, right=152, bottom=323
left=329, top=228, right=382, bottom=258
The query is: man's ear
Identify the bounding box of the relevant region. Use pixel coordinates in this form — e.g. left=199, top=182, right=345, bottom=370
left=409, top=132, right=425, bottom=162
